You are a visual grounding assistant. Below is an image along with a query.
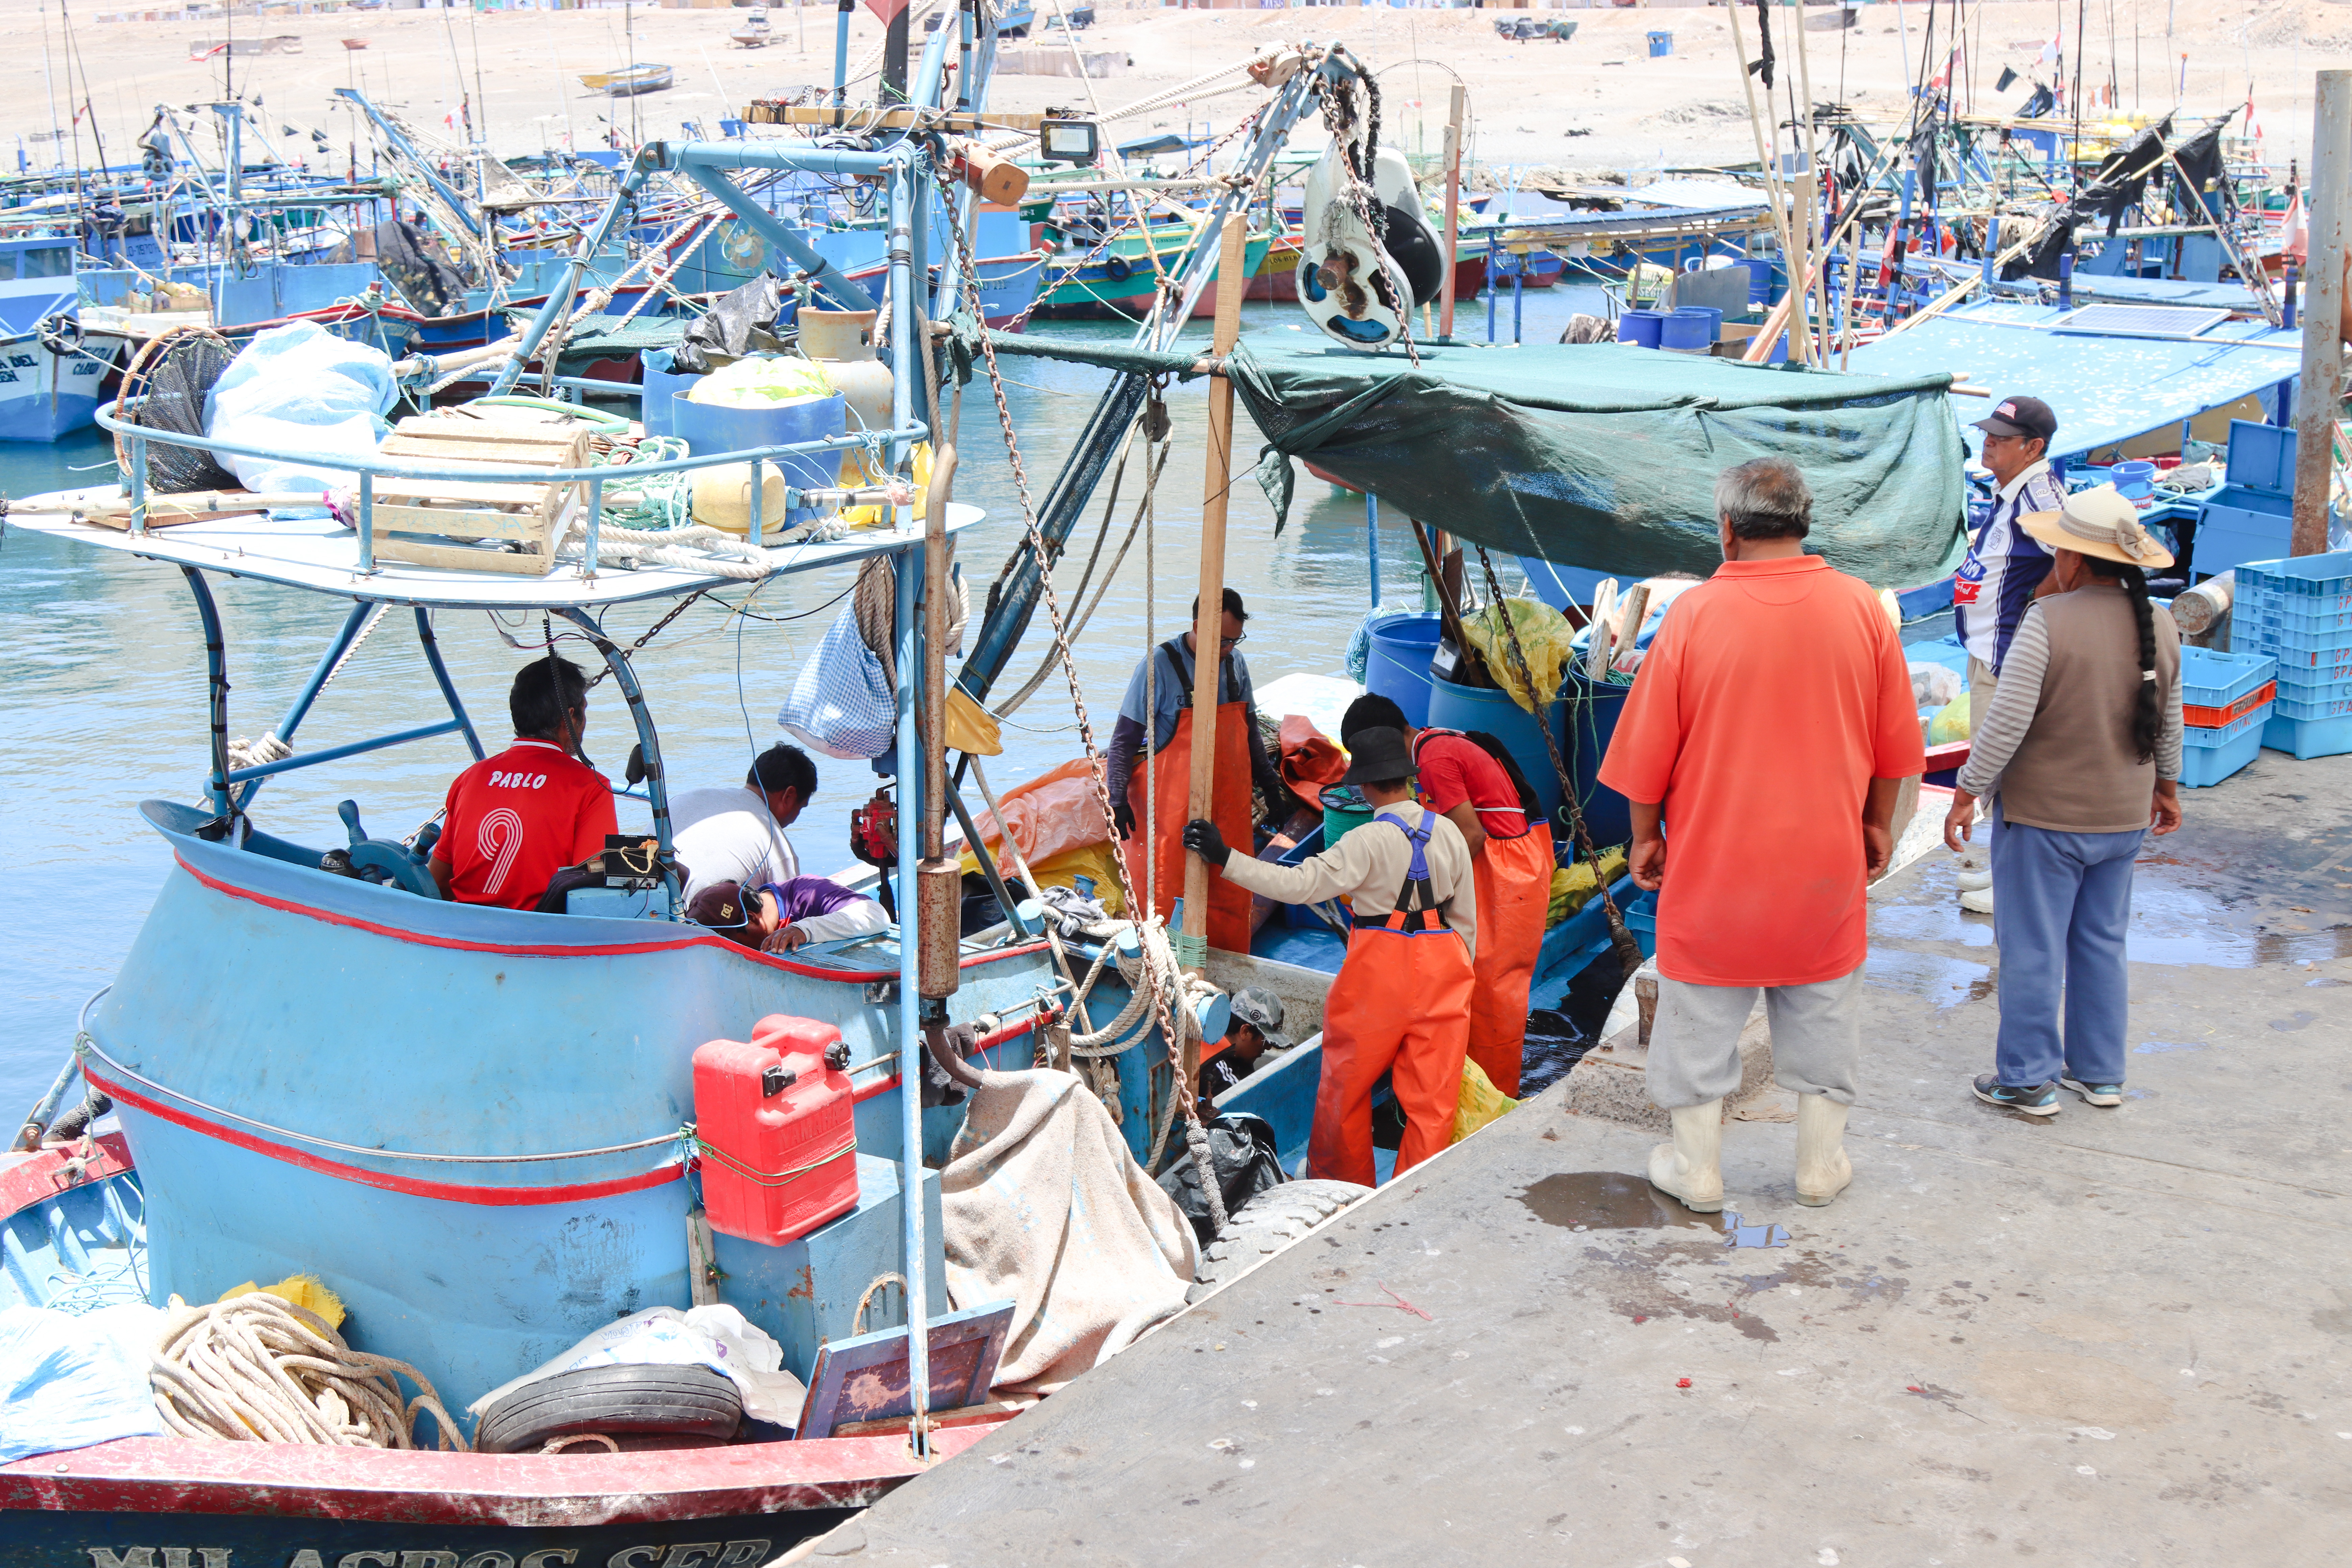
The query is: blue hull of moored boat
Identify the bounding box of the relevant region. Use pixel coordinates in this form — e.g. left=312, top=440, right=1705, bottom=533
left=85, top=804, right=1065, bottom=1414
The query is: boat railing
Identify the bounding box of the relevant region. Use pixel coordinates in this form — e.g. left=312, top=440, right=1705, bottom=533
left=91, top=395, right=931, bottom=575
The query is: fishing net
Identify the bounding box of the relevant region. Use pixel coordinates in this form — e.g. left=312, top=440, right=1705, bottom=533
left=114, top=326, right=239, bottom=494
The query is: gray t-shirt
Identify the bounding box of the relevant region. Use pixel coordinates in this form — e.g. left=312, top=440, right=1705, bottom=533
left=1118, top=637, right=1254, bottom=752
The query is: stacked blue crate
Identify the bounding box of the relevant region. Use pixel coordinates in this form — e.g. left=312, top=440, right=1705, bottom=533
left=2231, top=553, right=2352, bottom=760
left=2175, top=645, right=2277, bottom=787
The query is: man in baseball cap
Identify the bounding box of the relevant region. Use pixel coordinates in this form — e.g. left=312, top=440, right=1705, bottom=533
left=1953, top=394, right=2065, bottom=720
left=1200, top=986, right=1290, bottom=1108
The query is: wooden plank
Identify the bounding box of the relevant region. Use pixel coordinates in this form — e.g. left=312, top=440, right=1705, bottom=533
left=379, top=435, right=580, bottom=466
left=372, top=479, right=567, bottom=509
left=373, top=536, right=557, bottom=575
left=373, top=505, right=550, bottom=543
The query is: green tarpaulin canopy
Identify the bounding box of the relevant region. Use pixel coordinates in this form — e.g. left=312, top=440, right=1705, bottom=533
left=953, top=323, right=1971, bottom=589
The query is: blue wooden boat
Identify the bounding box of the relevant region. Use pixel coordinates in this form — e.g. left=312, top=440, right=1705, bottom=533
left=0, top=235, right=123, bottom=441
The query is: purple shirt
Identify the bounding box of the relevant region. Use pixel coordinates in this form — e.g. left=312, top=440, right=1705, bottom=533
left=756, top=877, right=874, bottom=926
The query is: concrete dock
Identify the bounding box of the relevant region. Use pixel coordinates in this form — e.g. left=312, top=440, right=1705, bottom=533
left=793, top=750, right=2352, bottom=1565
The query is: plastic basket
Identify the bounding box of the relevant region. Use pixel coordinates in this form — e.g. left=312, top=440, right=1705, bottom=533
left=2272, top=667, right=2352, bottom=700
left=2176, top=647, right=2275, bottom=711
left=2271, top=687, right=2352, bottom=722
left=1625, top=892, right=1658, bottom=959
left=2245, top=640, right=2352, bottom=680
left=2238, top=598, right=2352, bottom=637
left=2182, top=700, right=2271, bottom=748
left=2234, top=553, right=2352, bottom=613
left=2262, top=711, right=2352, bottom=761
left=2177, top=722, right=2261, bottom=786
left=2233, top=616, right=2352, bottom=655
left=2182, top=680, right=2274, bottom=729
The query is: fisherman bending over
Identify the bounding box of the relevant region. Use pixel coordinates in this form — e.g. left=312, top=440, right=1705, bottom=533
left=672, top=743, right=815, bottom=902
left=1106, top=587, right=1286, bottom=952
left=688, top=877, right=889, bottom=954
left=430, top=657, right=618, bottom=910
left=1185, top=728, right=1476, bottom=1186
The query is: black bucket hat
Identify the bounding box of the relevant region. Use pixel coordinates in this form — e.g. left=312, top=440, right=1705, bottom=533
left=1339, top=727, right=1417, bottom=787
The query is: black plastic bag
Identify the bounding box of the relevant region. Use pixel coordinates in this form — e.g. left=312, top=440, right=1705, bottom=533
left=1521, top=1008, right=1597, bottom=1098
left=671, top=274, right=783, bottom=374
left=1158, top=1112, right=1288, bottom=1246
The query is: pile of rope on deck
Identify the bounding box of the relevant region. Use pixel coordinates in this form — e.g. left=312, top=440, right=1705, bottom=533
left=149, top=1292, right=468, bottom=1451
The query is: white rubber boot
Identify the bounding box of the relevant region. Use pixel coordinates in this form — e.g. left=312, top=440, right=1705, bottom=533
left=1794, top=1094, right=1853, bottom=1207
left=1647, top=1100, right=1725, bottom=1212
left=1959, top=886, right=1995, bottom=914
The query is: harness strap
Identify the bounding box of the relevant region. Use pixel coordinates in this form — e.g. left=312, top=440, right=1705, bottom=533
left=1353, top=808, right=1454, bottom=934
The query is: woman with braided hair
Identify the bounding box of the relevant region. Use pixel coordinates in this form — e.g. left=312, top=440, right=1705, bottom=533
left=1943, top=487, right=2185, bottom=1119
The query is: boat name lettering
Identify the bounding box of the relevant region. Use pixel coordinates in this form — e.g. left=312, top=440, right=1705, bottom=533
left=83, top=1541, right=772, bottom=1568
left=73, top=358, right=104, bottom=374
left=7, top=353, right=32, bottom=368
left=488, top=771, right=551, bottom=789
left=0, top=370, right=18, bottom=383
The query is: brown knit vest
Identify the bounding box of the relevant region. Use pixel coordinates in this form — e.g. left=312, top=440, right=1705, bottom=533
left=1999, top=584, right=2181, bottom=834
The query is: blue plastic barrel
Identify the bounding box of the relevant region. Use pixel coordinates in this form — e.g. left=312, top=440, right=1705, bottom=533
left=1427, top=673, right=1563, bottom=825
left=670, top=390, right=847, bottom=529
left=1646, top=28, right=1672, bottom=55
left=2111, top=460, right=2157, bottom=503
left=1660, top=309, right=1711, bottom=351
left=1618, top=308, right=1665, bottom=348
left=639, top=348, right=699, bottom=439
left=1674, top=304, right=1722, bottom=343
left=1366, top=612, right=1445, bottom=728
left=1562, top=669, right=1633, bottom=850
left=1742, top=256, right=1774, bottom=305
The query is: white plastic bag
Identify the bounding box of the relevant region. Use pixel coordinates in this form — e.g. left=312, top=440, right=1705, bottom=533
left=1910, top=661, right=1964, bottom=711
left=203, top=320, right=397, bottom=494
left=466, top=1304, right=807, bottom=1429
left=780, top=607, right=898, bottom=760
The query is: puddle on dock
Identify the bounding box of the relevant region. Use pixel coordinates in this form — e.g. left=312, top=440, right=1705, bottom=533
left=1863, top=948, right=1995, bottom=1007
left=1876, top=872, right=2352, bottom=970
left=1517, top=1172, right=1716, bottom=1232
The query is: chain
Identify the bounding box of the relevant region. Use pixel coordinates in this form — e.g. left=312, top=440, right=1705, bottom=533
left=1315, top=68, right=1421, bottom=367
left=935, top=166, right=1220, bottom=1203
left=1471, top=545, right=1644, bottom=978
left=583, top=590, right=712, bottom=688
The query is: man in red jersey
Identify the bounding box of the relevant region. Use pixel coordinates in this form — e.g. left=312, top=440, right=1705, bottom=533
left=430, top=657, right=618, bottom=910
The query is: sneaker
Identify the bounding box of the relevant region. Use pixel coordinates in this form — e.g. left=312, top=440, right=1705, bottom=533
left=1973, top=1074, right=2059, bottom=1116
left=2061, top=1076, right=2124, bottom=1107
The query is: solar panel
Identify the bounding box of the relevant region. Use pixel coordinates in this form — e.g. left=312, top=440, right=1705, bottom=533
left=2052, top=303, right=2234, bottom=339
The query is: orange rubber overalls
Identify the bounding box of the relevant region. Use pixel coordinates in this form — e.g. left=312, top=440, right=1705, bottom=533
left=1308, top=808, right=1476, bottom=1186
left=1120, top=638, right=1254, bottom=954
left=1413, top=730, right=1556, bottom=1099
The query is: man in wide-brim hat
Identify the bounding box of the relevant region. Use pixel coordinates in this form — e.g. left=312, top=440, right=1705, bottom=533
left=1945, top=485, right=2185, bottom=1120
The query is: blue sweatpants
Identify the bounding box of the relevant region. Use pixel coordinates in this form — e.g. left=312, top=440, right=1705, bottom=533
left=1988, top=798, right=2145, bottom=1089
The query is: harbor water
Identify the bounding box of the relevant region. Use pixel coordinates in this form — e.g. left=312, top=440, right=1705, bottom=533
left=0, top=287, right=1619, bottom=1116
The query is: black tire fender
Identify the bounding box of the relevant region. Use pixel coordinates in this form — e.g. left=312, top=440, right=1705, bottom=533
left=473, top=1363, right=744, bottom=1454
left=1189, top=1177, right=1372, bottom=1302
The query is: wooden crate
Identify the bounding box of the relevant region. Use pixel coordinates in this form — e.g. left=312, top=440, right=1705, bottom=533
left=369, top=417, right=593, bottom=577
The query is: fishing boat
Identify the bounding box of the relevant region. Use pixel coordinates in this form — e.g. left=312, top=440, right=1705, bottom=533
left=1031, top=224, right=1271, bottom=321
left=0, top=234, right=123, bottom=442
left=730, top=7, right=771, bottom=48
left=582, top=64, right=676, bottom=97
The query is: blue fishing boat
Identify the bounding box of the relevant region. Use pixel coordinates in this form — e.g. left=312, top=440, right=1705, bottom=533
left=0, top=234, right=122, bottom=441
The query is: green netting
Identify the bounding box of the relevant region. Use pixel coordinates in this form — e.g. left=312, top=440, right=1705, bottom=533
left=952, top=323, right=1971, bottom=589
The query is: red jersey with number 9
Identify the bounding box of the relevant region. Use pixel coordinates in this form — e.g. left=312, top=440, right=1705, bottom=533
left=437, top=739, right=619, bottom=910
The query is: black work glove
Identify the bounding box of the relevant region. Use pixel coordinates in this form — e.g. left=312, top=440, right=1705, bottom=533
left=1112, top=798, right=1138, bottom=839
left=1182, top=818, right=1231, bottom=869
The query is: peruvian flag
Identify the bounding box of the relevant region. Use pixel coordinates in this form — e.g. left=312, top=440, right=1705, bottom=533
left=2040, top=34, right=2061, bottom=66
left=2245, top=96, right=2263, bottom=140
left=2281, top=188, right=2307, bottom=263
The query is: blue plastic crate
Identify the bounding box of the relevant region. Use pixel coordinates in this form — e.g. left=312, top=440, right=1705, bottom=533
left=2176, top=647, right=2276, bottom=709
left=2272, top=666, right=2352, bottom=699
left=2234, top=615, right=2352, bottom=655
left=2246, top=640, right=2352, bottom=680
left=2271, top=687, right=2352, bottom=722
left=2234, top=551, right=2352, bottom=610
left=2262, top=711, right=2352, bottom=760
left=1624, top=892, right=1658, bottom=959
left=2240, top=598, right=2352, bottom=637
left=2178, top=722, right=2262, bottom=786
left=2183, top=700, right=2271, bottom=748
left=2195, top=423, right=2299, bottom=576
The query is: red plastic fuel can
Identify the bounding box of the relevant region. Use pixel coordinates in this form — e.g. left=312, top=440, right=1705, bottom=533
left=692, top=1015, right=858, bottom=1246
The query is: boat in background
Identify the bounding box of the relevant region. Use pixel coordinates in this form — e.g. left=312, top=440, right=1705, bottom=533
left=731, top=7, right=771, bottom=47
left=0, top=234, right=123, bottom=441
left=583, top=63, right=675, bottom=96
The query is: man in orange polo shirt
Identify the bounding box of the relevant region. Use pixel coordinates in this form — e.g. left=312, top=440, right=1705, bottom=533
left=1599, top=458, right=1922, bottom=1212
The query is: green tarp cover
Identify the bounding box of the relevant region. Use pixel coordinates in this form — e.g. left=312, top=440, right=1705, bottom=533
left=954, top=324, right=1971, bottom=588
left=1229, top=337, right=1969, bottom=588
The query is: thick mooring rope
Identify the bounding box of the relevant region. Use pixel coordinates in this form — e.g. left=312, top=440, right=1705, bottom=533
left=151, top=1292, right=469, bottom=1451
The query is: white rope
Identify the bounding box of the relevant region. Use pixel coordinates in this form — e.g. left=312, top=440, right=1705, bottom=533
left=151, top=1293, right=469, bottom=1451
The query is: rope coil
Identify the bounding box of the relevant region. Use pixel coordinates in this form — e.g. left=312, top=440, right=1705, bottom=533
left=151, top=1292, right=468, bottom=1452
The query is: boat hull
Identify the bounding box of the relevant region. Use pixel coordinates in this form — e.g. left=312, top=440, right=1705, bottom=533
left=0, top=333, right=121, bottom=442
left=89, top=804, right=1062, bottom=1415
left=1031, top=234, right=1272, bottom=320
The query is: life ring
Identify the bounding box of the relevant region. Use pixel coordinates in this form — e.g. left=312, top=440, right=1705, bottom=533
left=1102, top=253, right=1133, bottom=283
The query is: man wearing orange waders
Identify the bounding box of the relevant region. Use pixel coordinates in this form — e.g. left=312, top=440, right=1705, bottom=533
left=1186, top=728, right=1477, bottom=1186
left=1104, top=588, right=1286, bottom=954
left=1340, top=694, right=1552, bottom=1098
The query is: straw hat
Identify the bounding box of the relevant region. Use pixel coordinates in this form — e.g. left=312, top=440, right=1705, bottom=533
left=2019, top=484, right=2175, bottom=570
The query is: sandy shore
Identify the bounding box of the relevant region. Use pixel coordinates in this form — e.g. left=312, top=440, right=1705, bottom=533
left=5, top=1, right=2333, bottom=193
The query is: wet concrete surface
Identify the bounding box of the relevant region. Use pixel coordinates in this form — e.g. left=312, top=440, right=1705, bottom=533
left=798, top=756, right=2352, bottom=1566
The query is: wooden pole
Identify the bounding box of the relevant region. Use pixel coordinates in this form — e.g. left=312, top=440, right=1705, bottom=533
left=1790, top=0, right=1825, bottom=364
left=1440, top=82, right=1466, bottom=339
left=1182, top=215, right=1250, bottom=975
left=2293, top=70, right=2349, bottom=558
left=1723, top=0, right=1808, bottom=361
